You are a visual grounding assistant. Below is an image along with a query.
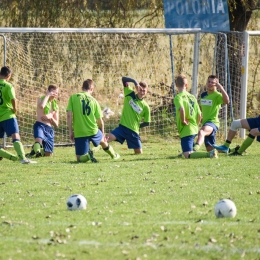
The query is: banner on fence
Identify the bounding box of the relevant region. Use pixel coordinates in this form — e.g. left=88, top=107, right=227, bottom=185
left=164, top=0, right=230, bottom=32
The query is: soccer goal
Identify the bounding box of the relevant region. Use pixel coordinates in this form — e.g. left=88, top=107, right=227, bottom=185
left=0, top=28, right=235, bottom=147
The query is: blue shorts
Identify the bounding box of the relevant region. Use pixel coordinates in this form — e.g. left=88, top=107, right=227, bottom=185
left=111, top=124, right=141, bottom=149
left=0, top=118, right=19, bottom=138
left=181, top=135, right=197, bottom=152
left=203, top=122, right=218, bottom=147
left=247, top=116, right=260, bottom=142
left=74, top=129, right=103, bottom=156
left=33, top=121, right=54, bottom=153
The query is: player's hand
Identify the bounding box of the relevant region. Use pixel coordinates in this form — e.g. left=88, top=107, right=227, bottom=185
left=104, top=134, right=109, bottom=142
left=182, top=119, right=189, bottom=125
left=70, top=132, right=75, bottom=142
left=47, top=90, right=58, bottom=98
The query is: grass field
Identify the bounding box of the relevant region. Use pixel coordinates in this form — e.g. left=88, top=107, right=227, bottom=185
left=1, top=140, right=260, bottom=260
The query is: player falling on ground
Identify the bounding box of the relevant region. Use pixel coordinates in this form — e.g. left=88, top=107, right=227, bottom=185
left=0, top=66, right=36, bottom=164
left=66, top=79, right=119, bottom=163
left=26, top=84, right=59, bottom=158
left=213, top=114, right=260, bottom=155
left=192, top=75, right=230, bottom=152
left=174, top=74, right=218, bottom=159
left=105, top=76, right=151, bottom=154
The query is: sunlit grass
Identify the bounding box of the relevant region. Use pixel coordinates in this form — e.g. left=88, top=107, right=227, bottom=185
left=1, top=140, right=259, bottom=259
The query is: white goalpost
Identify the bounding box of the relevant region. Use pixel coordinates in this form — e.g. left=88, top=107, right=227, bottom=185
left=0, top=28, right=237, bottom=148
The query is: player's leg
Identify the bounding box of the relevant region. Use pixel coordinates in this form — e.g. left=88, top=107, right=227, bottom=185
left=75, top=137, right=94, bottom=162
left=41, top=126, right=54, bottom=157
left=12, top=133, right=37, bottom=163
left=0, top=147, right=18, bottom=161
left=183, top=135, right=218, bottom=159
left=93, top=130, right=120, bottom=159
left=194, top=124, right=213, bottom=151
left=231, top=127, right=260, bottom=155
left=214, top=119, right=250, bottom=152
left=31, top=122, right=44, bottom=157
left=124, top=128, right=142, bottom=154
left=0, top=122, right=18, bottom=161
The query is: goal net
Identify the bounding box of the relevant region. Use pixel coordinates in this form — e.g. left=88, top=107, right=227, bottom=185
left=0, top=28, right=238, bottom=147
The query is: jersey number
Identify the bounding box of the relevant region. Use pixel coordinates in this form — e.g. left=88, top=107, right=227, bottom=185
left=81, top=99, right=91, bottom=115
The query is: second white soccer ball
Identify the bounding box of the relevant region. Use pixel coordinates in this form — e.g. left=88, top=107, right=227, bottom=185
left=214, top=199, right=237, bottom=218
left=67, top=194, right=87, bottom=210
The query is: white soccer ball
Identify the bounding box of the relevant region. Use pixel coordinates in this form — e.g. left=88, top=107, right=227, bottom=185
left=67, top=194, right=87, bottom=210
left=214, top=199, right=237, bottom=218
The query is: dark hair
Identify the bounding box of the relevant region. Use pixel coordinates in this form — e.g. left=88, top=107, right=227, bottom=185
left=48, top=84, right=59, bottom=91
left=208, top=75, right=218, bottom=80
left=139, top=81, right=148, bottom=88
left=0, top=66, right=12, bottom=77
left=82, top=79, right=94, bottom=90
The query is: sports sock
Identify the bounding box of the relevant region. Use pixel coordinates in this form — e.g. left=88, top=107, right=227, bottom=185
left=189, top=151, right=210, bottom=158
left=79, top=154, right=90, bottom=162
left=103, top=144, right=117, bottom=158
left=238, top=134, right=255, bottom=154
left=13, top=140, right=26, bottom=160
left=0, top=148, right=18, bottom=161
left=193, top=143, right=200, bottom=151
left=224, top=140, right=231, bottom=148
left=33, top=142, right=42, bottom=154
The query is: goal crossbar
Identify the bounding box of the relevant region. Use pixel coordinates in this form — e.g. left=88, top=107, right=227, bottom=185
left=0, top=27, right=201, bottom=34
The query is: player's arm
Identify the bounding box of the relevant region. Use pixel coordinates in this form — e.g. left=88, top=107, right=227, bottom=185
left=122, top=76, right=139, bottom=87
left=96, top=118, right=105, bottom=134
left=140, top=122, right=150, bottom=128
left=49, top=110, right=59, bottom=127
left=66, top=110, right=74, bottom=141
left=11, top=98, right=17, bottom=113
left=180, top=107, right=188, bottom=125
left=216, top=81, right=229, bottom=105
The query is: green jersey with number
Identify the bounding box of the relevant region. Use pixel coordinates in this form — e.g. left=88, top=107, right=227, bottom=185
left=0, top=79, right=16, bottom=122
left=120, top=87, right=150, bottom=134
left=174, top=91, right=201, bottom=138
left=66, top=92, right=102, bottom=138
left=200, top=91, right=223, bottom=127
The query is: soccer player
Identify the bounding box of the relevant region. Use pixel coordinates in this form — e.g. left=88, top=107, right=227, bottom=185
left=193, top=75, right=229, bottom=152
left=213, top=116, right=260, bottom=155
left=26, top=84, right=59, bottom=158
left=66, top=79, right=119, bottom=162
left=174, top=74, right=217, bottom=159
left=0, top=66, right=36, bottom=164
left=105, top=76, right=150, bottom=154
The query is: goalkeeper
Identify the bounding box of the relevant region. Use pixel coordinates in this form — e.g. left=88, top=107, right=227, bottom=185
left=26, top=84, right=59, bottom=158
left=105, top=76, right=151, bottom=154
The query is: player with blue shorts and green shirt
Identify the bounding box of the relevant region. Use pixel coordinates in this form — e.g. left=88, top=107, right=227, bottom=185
left=174, top=74, right=218, bottom=159
left=66, top=79, right=119, bottom=162
left=193, top=75, right=230, bottom=152
left=105, top=76, right=151, bottom=154
left=0, top=66, right=36, bottom=164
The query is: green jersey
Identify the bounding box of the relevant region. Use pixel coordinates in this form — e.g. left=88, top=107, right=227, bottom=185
left=0, top=79, right=16, bottom=122
left=66, top=92, right=102, bottom=138
left=200, top=91, right=223, bottom=127
left=174, top=91, right=201, bottom=138
left=120, top=86, right=150, bottom=134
